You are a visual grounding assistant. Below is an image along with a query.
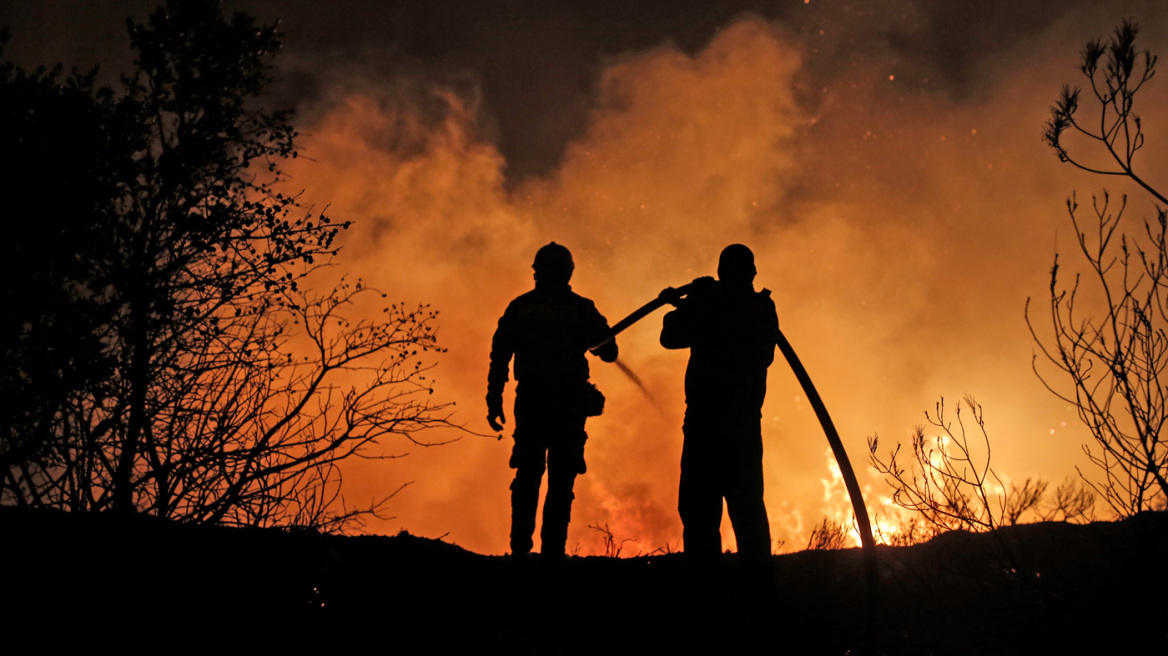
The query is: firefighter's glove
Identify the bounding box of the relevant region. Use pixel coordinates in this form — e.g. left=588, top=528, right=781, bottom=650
left=658, top=286, right=684, bottom=307
left=487, top=399, right=506, bottom=433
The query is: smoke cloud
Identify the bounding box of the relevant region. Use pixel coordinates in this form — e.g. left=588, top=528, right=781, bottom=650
left=279, top=6, right=1168, bottom=553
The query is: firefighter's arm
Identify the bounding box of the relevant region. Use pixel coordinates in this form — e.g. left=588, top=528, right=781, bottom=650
left=659, top=306, right=691, bottom=350
left=487, top=406, right=506, bottom=432
left=486, top=314, right=512, bottom=432
left=587, top=300, right=619, bottom=362
left=590, top=333, right=618, bottom=362
left=660, top=276, right=715, bottom=349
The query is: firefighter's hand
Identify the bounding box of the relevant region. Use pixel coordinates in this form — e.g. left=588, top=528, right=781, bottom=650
left=487, top=407, right=506, bottom=432
left=658, top=286, right=684, bottom=307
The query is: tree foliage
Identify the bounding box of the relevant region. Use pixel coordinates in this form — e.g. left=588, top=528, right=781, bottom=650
left=1, top=1, right=451, bottom=529
left=1032, top=20, right=1168, bottom=515
left=0, top=29, right=126, bottom=492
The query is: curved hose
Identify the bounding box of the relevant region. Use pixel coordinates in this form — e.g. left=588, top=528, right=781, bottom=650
left=775, top=329, right=879, bottom=611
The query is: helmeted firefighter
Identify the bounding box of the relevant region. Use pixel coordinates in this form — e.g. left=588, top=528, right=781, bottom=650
left=659, top=244, right=778, bottom=562
left=487, top=242, right=618, bottom=558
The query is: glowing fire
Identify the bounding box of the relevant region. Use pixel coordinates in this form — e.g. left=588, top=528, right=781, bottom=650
left=275, top=14, right=1160, bottom=554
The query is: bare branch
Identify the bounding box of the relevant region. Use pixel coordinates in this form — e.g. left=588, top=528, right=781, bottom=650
left=1033, top=22, right=1168, bottom=515
left=869, top=398, right=1080, bottom=538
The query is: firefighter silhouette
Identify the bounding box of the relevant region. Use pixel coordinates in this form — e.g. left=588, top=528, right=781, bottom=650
left=487, top=242, right=617, bottom=558
left=660, top=244, right=778, bottom=561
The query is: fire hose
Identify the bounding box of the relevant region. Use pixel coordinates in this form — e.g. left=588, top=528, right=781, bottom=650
left=592, top=281, right=879, bottom=610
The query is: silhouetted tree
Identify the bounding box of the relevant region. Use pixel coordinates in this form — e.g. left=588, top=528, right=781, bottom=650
left=0, top=27, right=129, bottom=506
left=1031, top=20, right=1168, bottom=515
left=1, top=2, right=450, bottom=528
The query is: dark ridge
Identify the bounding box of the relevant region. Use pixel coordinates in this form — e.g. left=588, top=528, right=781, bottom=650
left=5, top=506, right=1165, bottom=653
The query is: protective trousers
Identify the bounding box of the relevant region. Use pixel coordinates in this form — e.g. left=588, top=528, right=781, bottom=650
left=509, top=387, right=588, bottom=557
left=678, top=417, right=772, bottom=560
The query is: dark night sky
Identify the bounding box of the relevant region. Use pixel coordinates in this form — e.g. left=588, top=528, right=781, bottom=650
left=0, top=0, right=1108, bottom=181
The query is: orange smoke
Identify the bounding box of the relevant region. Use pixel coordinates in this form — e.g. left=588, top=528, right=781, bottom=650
left=282, top=13, right=1168, bottom=554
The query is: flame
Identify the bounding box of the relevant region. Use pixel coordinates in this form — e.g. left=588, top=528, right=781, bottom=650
left=276, top=14, right=1168, bottom=554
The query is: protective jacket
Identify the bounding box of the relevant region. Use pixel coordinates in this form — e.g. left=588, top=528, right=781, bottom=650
left=660, top=278, right=779, bottom=423
left=488, top=282, right=617, bottom=409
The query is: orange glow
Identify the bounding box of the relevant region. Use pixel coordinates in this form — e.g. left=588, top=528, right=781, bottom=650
left=279, top=15, right=1168, bottom=555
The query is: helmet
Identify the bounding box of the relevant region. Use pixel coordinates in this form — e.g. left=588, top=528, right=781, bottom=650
left=533, top=242, right=574, bottom=271
left=533, top=242, right=574, bottom=285
left=718, top=244, right=756, bottom=283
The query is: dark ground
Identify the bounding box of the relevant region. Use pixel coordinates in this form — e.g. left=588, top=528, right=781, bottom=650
left=4, top=507, right=1165, bottom=653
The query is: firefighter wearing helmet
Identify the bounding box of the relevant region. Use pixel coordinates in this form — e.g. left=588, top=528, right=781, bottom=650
left=659, top=244, right=779, bottom=564
left=487, top=242, right=618, bottom=558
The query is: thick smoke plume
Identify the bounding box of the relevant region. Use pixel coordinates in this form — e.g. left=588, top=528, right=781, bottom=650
left=283, top=11, right=1168, bottom=554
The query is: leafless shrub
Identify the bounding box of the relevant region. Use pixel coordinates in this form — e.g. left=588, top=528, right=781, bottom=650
left=869, top=397, right=1092, bottom=538
left=1037, top=478, right=1097, bottom=523
left=589, top=523, right=635, bottom=558
left=806, top=517, right=850, bottom=551
left=873, top=512, right=942, bottom=547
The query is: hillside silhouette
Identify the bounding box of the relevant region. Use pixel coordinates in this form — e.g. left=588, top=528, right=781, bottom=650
left=5, top=507, right=1164, bottom=653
